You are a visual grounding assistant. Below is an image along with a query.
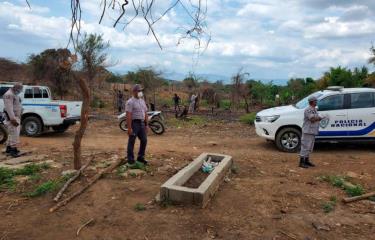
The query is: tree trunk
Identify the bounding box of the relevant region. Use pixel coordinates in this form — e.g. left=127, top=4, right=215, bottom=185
left=73, top=74, right=90, bottom=170
left=244, top=97, right=250, bottom=113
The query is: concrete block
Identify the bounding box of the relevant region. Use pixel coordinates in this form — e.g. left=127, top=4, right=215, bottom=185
left=160, top=153, right=232, bottom=207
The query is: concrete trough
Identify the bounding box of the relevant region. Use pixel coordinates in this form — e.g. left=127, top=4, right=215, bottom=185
left=160, top=153, right=233, bottom=208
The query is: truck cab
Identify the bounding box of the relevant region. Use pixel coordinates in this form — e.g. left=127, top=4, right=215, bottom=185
left=0, top=83, right=82, bottom=136
left=255, top=87, right=375, bottom=152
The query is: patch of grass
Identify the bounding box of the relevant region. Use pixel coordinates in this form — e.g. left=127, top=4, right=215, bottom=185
left=116, top=165, right=128, bottom=176
left=134, top=203, right=146, bottom=211
left=322, top=196, right=337, bottom=213
left=321, top=175, right=365, bottom=197
left=231, top=164, right=239, bottom=175
left=239, top=113, right=256, bottom=125
left=167, top=115, right=207, bottom=128
left=322, top=202, right=335, bottom=213
left=27, top=174, right=71, bottom=198
left=15, top=163, right=50, bottom=176
left=27, top=180, right=61, bottom=197
left=345, top=185, right=364, bottom=197
left=0, top=163, right=51, bottom=190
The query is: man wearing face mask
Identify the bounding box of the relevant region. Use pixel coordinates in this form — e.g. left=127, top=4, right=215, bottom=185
left=125, top=84, right=148, bottom=166
left=3, top=83, right=23, bottom=158
left=299, top=96, right=323, bottom=168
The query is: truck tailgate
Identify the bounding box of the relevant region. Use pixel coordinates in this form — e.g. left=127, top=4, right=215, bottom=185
left=53, top=101, right=82, bottom=118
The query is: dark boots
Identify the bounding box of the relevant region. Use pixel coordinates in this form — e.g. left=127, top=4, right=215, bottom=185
left=305, top=157, right=315, bottom=167
left=299, top=157, right=308, bottom=168
left=6, top=147, right=21, bottom=158
left=299, top=157, right=316, bottom=168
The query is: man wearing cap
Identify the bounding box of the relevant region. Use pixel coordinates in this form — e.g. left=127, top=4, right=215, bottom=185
left=125, top=84, right=148, bottom=166
left=299, top=95, right=323, bottom=168
left=3, top=83, right=23, bottom=158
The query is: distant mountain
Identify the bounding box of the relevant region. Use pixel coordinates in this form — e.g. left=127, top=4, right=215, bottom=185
left=163, top=71, right=288, bottom=86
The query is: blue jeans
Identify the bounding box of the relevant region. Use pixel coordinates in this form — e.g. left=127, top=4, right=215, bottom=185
left=127, top=120, right=147, bottom=163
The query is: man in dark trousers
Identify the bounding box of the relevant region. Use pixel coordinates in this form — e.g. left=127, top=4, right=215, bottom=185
left=173, top=93, right=181, bottom=112
left=299, top=96, right=323, bottom=168
left=125, top=84, right=148, bottom=166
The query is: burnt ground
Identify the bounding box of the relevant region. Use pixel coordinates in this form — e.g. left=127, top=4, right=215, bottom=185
left=0, top=116, right=375, bottom=240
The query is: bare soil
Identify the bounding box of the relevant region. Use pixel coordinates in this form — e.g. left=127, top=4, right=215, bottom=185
left=183, top=169, right=209, bottom=189
left=1, top=116, right=375, bottom=240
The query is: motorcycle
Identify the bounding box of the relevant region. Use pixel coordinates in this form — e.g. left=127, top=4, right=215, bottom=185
left=0, top=114, right=8, bottom=144
left=118, top=111, right=165, bottom=135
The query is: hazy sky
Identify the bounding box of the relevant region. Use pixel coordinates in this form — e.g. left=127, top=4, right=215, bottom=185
left=1, top=0, right=375, bottom=81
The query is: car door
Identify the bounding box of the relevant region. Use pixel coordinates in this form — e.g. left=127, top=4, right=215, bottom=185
left=317, top=94, right=348, bottom=138
left=346, top=92, right=375, bottom=138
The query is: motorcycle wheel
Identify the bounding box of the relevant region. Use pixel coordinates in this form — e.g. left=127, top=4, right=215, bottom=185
left=119, top=120, right=128, bottom=132
left=149, top=120, right=165, bottom=135
left=0, top=124, right=8, bottom=144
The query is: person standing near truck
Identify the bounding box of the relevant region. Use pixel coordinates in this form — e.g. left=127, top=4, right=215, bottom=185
left=3, top=83, right=23, bottom=158
left=125, top=84, right=148, bottom=166
left=299, top=96, right=323, bottom=168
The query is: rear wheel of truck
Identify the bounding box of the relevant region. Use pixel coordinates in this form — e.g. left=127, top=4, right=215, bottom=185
left=0, top=124, right=8, bottom=144
left=52, top=124, right=70, bottom=133
left=22, top=116, right=43, bottom=137
left=275, top=127, right=301, bottom=152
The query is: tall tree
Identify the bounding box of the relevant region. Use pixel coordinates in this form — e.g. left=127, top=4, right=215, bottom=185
left=28, top=48, right=73, bottom=99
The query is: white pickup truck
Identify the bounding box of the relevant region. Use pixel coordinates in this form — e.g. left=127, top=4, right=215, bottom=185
left=0, top=83, right=82, bottom=137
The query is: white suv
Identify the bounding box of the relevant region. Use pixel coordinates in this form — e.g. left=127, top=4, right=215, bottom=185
left=0, top=83, right=82, bottom=136
left=255, top=87, right=375, bottom=152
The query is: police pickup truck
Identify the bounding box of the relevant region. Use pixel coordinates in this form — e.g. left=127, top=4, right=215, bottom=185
left=255, top=87, right=375, bottom=152
left=0, top=83, right=82, bottom=137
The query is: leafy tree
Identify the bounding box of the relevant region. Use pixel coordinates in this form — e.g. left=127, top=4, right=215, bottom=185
left=183, top=73, right=200, bottom=92
left=28, top=48, right=73, bottom=99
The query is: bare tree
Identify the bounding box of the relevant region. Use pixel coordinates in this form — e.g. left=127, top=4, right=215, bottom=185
left=231, top=69, right=251, bottom=113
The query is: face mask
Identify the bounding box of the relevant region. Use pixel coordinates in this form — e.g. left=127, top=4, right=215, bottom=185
left=14, top=88, right=22, bottom=95
left=137, top=91, right=144, bottom=98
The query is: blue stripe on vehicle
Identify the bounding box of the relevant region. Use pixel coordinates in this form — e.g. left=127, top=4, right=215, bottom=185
left=319, top=122, right=375, bottom=136
left=22, top=104, right=59, bottom=107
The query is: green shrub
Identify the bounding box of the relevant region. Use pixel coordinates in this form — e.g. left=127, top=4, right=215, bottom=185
left=239, top=113, right=256, bottom=125
left=134, top=203, right=146, bottom=211
left=322, top=201, right=335, bottom=213
left=345, top=185, right=364, bottom=197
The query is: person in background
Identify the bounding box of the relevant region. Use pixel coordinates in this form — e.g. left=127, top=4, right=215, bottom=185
left=173, top=93, right=181, bottom=112
left=299, top=96, right=323, bottom=168
left=117, top=90, right=124, bottom=113
left=125, top=84, right=148, bottom=166
left=3, top=83, right=23, bottom=158
left=189, top=93, right=196, bottom=113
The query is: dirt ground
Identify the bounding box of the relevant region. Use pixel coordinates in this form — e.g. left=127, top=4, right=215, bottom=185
left=1, top=116, right=375, bottom=240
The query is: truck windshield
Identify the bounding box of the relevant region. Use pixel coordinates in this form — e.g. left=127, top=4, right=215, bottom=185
left=295, top=92, right=323, bottom=109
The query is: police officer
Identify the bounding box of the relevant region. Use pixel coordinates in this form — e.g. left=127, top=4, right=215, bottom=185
left=3, top=83, right=23, bottom=158
left=299, top=96, right=323, bottom=168
left=125, top=84, right=148, bottom=166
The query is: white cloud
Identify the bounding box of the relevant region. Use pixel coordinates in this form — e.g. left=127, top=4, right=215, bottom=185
left=0, top=0, right=374, bottom=81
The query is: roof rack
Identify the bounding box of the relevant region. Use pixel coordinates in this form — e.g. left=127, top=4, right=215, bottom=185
left=326, top=86, right=344, bottom=91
